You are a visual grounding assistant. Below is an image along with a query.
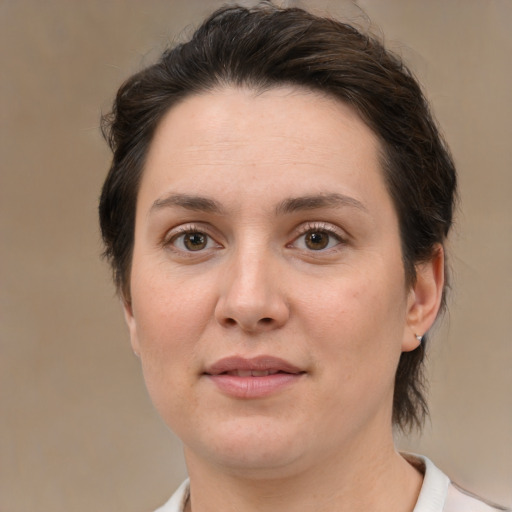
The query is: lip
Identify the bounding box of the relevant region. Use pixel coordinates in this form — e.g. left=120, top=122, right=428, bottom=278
left=204, top=355, right=305, bottom=399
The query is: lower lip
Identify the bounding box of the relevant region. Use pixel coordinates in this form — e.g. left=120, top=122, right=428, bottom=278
left=206, top=373, right=303, bottom=399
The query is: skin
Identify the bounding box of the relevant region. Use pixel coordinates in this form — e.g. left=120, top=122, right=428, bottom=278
left=124, top=86, right=444, bottom=512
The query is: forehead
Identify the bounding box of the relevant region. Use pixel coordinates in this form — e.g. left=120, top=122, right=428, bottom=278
left=151, top=85, right=379, bottom=151
left=141, top=86, right=385, bottom=202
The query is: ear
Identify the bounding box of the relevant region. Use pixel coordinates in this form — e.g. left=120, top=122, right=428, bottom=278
left=402, top=245, right=445, bottom=352
left=122, top=298, right=141, bottom=357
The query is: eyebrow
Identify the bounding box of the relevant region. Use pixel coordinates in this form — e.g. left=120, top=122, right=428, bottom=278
left=275, top=193, right=367, bottom=215
left=150, top=193, right=225, bottom=215
left=149, top=192, right=367, bottom=217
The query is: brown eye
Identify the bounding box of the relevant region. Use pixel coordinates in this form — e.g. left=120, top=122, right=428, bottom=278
left=183, top=232, right=208, bottom=251
left=168, top=227, right=222, bottom=255
left=304, top=231, right=330, bottom=250
left=291, top=226, right=343, bottom=252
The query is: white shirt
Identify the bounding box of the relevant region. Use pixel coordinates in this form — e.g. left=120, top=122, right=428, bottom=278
left=154, top=455, right=509, bottom=512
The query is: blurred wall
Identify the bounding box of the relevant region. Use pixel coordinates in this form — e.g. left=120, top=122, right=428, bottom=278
left=1, top=1, right=510, bottom=510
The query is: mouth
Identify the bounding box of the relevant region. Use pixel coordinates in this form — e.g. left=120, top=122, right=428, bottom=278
left=203, top=356, right=305, bottom=398
left=222, top=369, right=285, bottom=377
left=204, top=355, right=304, bottom=376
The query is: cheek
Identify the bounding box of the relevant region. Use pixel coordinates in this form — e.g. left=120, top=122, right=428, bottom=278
left=307, top=276, right=406, bottom=420
left=131, top=283, right=209, bottom=426
left=129, top=265, right=216, bottom=385
left=298, top=265, right=407, bottom=372
left=132, top=258, right=214, bottom=335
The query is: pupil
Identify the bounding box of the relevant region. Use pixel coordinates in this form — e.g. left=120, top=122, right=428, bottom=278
left=306, top=231, right=328, bottom=250
left=185, top=233, right=206, bottom=251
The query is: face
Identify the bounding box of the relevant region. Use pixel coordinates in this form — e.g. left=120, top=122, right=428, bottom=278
left=125, top=86, right=438, bottom=477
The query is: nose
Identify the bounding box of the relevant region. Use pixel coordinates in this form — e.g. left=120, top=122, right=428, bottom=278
left=214, top=248, right=290, bottom=333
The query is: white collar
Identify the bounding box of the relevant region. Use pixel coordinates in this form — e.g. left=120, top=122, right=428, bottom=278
left=406, top=454, right=450, bottom=512
left=155, top=455, right=451, bottom=512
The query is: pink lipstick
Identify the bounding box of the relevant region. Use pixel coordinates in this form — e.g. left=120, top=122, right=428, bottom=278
left=204, top=356, right=305, bottom=398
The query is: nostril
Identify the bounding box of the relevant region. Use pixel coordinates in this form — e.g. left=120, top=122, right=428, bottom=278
left=222, top=316, right=274, bottom=329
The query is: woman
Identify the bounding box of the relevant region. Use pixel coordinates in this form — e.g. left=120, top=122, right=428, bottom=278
left=99, top=3, right=509, bottom=512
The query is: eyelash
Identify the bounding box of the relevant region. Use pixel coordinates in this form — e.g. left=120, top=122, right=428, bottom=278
left=290, top=222, right=346, bottom=252
left=164, top=224, right=221, bottom=255
left=163, top=221, right=346, bottom=255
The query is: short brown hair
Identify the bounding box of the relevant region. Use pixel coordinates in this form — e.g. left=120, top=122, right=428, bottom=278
left=100, top=2, right=457, bottom=432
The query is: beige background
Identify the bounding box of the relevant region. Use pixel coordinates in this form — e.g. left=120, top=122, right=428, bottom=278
left=1, top=1, right=511, bottom=510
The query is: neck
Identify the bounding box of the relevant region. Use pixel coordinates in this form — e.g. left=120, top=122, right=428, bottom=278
left=183, top=432, right=423, bottom=512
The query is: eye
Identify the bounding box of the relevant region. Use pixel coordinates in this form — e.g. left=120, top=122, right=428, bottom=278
left=291, top=224, right=344, bottom=252
left=169, top=230, right=218, bottom=252
left=304, top=231, right=332, bottom=250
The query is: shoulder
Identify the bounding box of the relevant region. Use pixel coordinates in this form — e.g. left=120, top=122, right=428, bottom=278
left=406, top=454, right=510, bottom=512
left=445, top=483, right=511, bottom=512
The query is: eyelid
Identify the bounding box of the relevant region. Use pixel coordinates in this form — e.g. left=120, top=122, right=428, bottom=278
left=295, top=221, right=347, bottom=239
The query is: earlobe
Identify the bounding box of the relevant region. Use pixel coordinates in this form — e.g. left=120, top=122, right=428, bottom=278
left=402, top=245, right=445, bottom=352
left=122, top=298, right=141, bottom=357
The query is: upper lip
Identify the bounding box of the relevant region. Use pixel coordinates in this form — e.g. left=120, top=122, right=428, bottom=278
left=204, top=356, right=304, bottom=376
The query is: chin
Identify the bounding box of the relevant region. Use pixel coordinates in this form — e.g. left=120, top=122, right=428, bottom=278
left=184, top=417, right=308, bottom=475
